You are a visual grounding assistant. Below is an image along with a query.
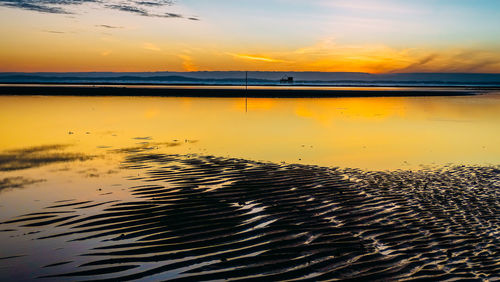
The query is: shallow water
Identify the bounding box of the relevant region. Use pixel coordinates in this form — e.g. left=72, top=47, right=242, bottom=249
left=0, top=152, right=498, bottom=281
left=0, top=91, right=499, bottom=281
left=1, top=92, right=499, bottom=170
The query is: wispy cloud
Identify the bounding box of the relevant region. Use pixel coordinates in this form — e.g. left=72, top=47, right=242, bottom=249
left=0, top=0, right=198, bottom=20
left=179, top=54, right=198, bottom=71
left=318, top=0, right=423, bottom=15
left=0, top=0, right=96, bottom=14
left=229, top=53, right=287, bottom=63
left=104, top=3, right=182, bottom=18
left=392, top=49, right=500, bottom=73
left=96, top=24, right=123, bottom=29
left=223, top=38, right=500, bottom=73
left=142, top=42, right=161, bottom=51
left=42, top=30, right=65, bottom=34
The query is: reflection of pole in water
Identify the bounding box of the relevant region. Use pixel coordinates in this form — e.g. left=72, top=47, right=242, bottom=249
left=245, top=71, right=248, bottom=113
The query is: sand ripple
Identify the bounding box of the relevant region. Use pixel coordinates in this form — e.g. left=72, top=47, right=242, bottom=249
left=1, top=153, right=499, bottom=281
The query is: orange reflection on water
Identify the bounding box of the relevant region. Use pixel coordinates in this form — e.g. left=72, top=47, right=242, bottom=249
left=1, top=93, right=499, bottom=170
left=293, top=97, right=408, bottom=126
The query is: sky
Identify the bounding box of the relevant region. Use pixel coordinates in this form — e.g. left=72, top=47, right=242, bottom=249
left=0, top=0, right=499, bottom=73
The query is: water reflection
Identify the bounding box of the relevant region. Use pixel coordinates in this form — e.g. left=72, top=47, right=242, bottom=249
left=0, top=177, right=45, bottom=193
left=0, top=144, right=92, bottom=171
left=0, top=93, right=499, bottom=170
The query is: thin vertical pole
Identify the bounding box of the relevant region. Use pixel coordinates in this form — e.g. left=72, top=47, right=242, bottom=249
left=245, top=71, right=248, bottom=113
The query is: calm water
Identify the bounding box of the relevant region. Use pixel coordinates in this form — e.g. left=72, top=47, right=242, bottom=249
left=1, top=92, right=499, bottom=170
left=1, top=91, right=499, bottom=280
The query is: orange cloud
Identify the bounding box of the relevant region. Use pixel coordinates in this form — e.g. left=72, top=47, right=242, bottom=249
left=2, top=32, right=500, bottom=73
left=223, top=39, right=500, bottom=73
left=142, top=42, right=161, bottom=51
left=229, top=53, right=287, bottom=63
left=179, top=54, right=198, bottom=71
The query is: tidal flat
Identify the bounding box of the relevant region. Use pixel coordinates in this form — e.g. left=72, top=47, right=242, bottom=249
left=0, top=92, right=499, bottom=281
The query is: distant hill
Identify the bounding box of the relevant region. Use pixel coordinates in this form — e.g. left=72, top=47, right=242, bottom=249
left=1, top=72, right=499, bottom=86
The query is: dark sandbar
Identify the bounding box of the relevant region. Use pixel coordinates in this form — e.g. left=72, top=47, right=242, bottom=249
left=0, top=84, right=479, bottom=97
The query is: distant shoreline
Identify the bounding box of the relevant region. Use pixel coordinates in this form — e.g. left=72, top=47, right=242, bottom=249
left=0, top=84, right=486, bottom=98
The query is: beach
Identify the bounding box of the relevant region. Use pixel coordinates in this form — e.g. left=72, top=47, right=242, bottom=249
left=0, top=92, right=499, bottom=281
left=2, top=0, right=500, bottom=280
left=0, top=147, right=498, bottom=280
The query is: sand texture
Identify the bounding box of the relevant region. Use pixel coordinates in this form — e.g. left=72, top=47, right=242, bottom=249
left=1, top=152, right=499, bottom=281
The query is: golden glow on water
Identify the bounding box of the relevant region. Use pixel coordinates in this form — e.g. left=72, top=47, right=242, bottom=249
left=1, top=93, right=499, bottom=171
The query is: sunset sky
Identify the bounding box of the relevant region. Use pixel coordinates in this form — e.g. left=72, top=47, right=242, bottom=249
left=1, top=0, right=499, bottom=73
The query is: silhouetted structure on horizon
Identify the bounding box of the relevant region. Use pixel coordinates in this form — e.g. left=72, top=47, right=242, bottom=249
left=280, top=75, right=294, bottom=84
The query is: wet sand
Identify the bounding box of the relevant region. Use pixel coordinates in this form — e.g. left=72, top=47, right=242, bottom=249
left=0, top=84, right=478, bottom=97
left=1, top=150, right=498, bottom=281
